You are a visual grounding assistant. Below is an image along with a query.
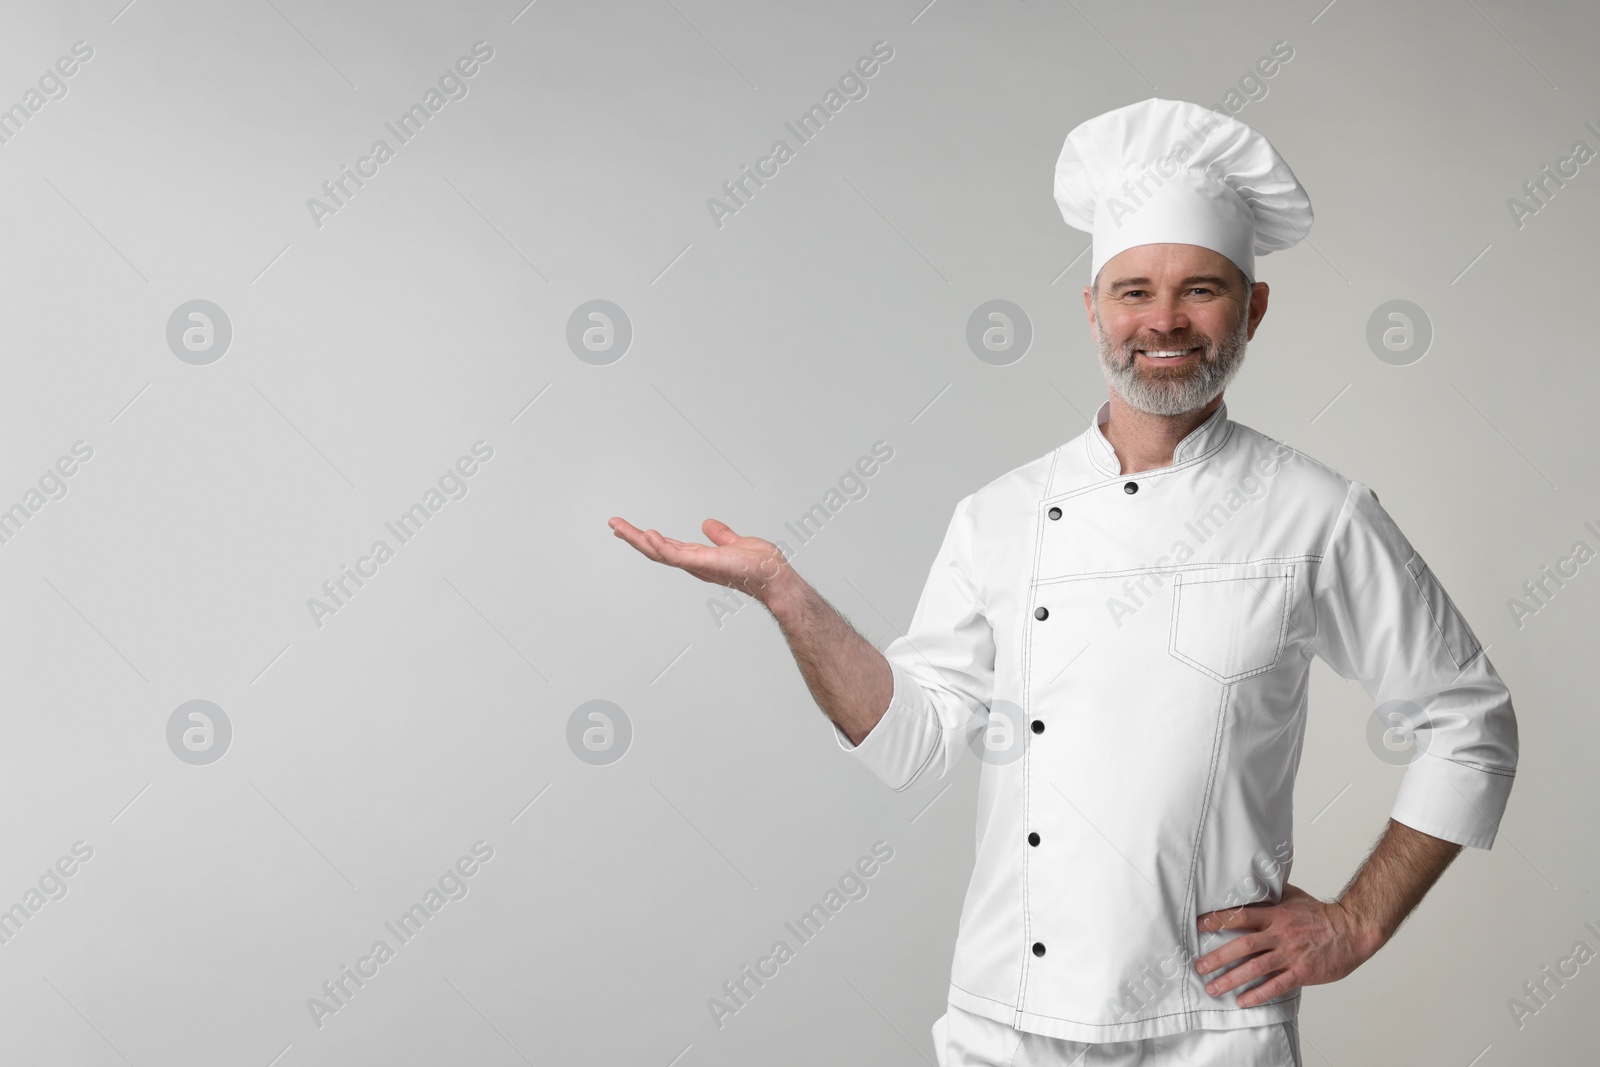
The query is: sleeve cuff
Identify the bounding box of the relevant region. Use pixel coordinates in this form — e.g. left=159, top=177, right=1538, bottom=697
left=1389, top=752, right=1516, bottom=850
left=831, top=658, right=945, bottom=791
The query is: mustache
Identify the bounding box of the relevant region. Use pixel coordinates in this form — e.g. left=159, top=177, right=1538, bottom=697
left=1117, top=338, right=1214, bottom=363
left=1126, top=338, right=1206, bottom=352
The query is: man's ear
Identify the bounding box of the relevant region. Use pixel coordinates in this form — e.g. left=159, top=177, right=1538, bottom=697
left=1246, top=281, right=1270, bottom=340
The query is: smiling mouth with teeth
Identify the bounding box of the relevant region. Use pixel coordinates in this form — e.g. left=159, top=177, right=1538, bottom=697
left=1136, top=347, right=1201, bottom=360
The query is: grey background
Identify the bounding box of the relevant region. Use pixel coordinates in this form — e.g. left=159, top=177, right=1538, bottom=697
left=0, top=0, right=1593, bottom=1064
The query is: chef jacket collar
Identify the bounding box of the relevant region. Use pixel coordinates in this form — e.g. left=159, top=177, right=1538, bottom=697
left=1086, top=397, right=1232, bottom=477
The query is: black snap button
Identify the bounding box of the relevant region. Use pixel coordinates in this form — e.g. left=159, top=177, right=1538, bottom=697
left=1034, top=606, right=1049, bottom=621
left=1030, top=719, right=1044, bottom=734
left=1048, top=506, right=1061, bottom=520
left=1028, top=832, right=1040, bottom=846
left=1032, top=942, right=1046, bottom=957
left=1124, top=481, right=1138, bottom=494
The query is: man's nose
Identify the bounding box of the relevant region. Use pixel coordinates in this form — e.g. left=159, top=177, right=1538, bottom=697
left=1140, top=296, right=1191, bottom=335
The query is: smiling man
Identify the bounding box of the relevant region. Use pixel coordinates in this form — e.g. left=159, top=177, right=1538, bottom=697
left=609, top=97, right=1518, bottom=1067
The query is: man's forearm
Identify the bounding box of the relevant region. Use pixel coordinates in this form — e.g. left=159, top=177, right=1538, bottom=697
left=1335, top=818, right=1463, bottom=956
left=761, top=571, right=893, bottom=747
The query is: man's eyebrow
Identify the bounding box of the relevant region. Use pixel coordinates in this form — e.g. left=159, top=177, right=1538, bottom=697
left=1107, top=274, right=1233, bottom=293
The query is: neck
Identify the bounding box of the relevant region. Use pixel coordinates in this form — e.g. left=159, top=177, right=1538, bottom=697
left=1101, top=392, right=1222, bottom=474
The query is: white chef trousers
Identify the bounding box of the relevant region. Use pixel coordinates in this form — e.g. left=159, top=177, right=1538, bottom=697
left=932, top=1003, right=1302, bottom=1067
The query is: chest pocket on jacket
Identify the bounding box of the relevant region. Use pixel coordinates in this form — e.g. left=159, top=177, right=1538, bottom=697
left=1168, top=563, right=1295, bottom=684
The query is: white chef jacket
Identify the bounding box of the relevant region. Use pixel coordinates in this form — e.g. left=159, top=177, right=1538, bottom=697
left=834, top=399, right=1518, bottom=1043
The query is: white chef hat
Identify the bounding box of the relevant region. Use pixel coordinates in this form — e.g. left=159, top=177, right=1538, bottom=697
left=1053, top=97, right=1312, bottom=287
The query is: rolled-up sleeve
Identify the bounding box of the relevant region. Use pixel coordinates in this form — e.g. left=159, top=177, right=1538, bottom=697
left=833, top=492, right=996, bottom=792
left=1311, top=480, right=1518, bottom=849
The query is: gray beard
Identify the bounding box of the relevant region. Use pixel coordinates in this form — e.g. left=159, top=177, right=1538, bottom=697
left=1093, top=305, right=1251, bottom=416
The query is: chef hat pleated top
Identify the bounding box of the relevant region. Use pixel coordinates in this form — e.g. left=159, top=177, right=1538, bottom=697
left=1054, top=97, right=1313, bottom=287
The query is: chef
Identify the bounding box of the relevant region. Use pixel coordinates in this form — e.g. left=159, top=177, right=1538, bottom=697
left=608, top=96, right=1519, bottom=1067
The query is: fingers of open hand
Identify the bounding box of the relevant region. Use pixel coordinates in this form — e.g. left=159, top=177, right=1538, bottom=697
left=1197, top=902, right=1266, bottom=933
left=1194, top=930, right=1264, bottom=980
left=609, top=520, right=650, bottom=556
left=1199, top=939, right=1276, bottom=995
left=612, top=521, right=681, bottom=564
left=1200, top=944, right=1303, bottom=1006
left=1234, top=967, right=1301, bottom=1007
left=702, top=518, right=739, bottom=546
